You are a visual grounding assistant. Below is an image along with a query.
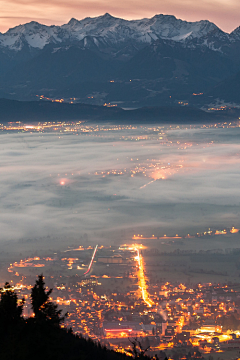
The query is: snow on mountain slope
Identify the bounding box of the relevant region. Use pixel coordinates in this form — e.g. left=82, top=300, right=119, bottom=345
left=61, top=13, right=218, bottom=45
left=0, top=22, right=62, bottom=50
left=230, top=26, right=240, bottom=41
left=0, top=13, right=223, bottom=51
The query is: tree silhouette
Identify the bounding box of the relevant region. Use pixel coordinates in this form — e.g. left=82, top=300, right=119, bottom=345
left=31, top=274, right=66, bottom=326
left=128, top=337, right=150, bottom=359
left=0, top=275, right=160, bottom=360
left=0, top=282, right=24, bottom=329
left=0, top=282, right=25, bottom=358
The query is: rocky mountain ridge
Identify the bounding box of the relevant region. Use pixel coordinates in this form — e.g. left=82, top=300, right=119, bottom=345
left=0, top=13, right=235, bottom=53
left=1, top=13, right=240, bottom=107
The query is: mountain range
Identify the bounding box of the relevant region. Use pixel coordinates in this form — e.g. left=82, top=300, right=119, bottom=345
left=0, top=13, right=240, bottom=108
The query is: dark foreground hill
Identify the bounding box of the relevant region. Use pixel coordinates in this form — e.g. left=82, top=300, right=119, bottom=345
left=0, top=276, right=156, bottom=360
left=0, top=98, right=235, bottom=124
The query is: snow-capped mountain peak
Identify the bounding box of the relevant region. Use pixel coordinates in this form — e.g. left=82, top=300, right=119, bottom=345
left=67, top=18, right=80, bottom=26
left=0, top=21, right=61, bottom=50
left=0, top=13, right=233, bottom=52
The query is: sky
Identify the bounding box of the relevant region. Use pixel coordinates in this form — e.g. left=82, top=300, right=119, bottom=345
left=0, top=0, right=239, bottom=33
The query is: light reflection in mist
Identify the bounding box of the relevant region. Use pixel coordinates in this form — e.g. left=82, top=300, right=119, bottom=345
left=0, top=125, right=240, bottom=243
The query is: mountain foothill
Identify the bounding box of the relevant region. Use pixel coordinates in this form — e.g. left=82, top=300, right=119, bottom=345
left=0, top=13, right=240, bottom=112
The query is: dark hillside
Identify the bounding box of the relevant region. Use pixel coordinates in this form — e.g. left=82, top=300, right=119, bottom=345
left=0, top=276, right=153, bottom=360
left=0, top=98, right=228, bottom=124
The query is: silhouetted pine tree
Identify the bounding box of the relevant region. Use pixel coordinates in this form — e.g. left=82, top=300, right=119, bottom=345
left=0, top=282, right=24, bottom=329
left=0, top=282, right=25, bottom=358
left=31, top=274, right=66, bottom=326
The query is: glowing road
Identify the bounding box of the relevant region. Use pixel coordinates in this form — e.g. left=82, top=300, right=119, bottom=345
left=123, top=244, right=153, bottom=307
left=135, top=247, right=154, bottom=307
left=84, top=244, right=98, bottom=275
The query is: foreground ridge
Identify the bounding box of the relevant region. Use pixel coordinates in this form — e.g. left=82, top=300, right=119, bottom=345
left=0, top=275, right=159, bottom=360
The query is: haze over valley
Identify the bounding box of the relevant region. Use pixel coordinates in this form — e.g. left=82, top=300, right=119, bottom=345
left=1, top=123, right=240, bottom=245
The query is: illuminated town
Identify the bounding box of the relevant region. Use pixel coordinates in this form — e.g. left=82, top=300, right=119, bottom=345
left=1, top=119, right=240, bottom=134
left=1, top=120, right=240, bottom=359
left=2, top=120, right=240, bottom=193
left=2, top=225, right=240, bottom=360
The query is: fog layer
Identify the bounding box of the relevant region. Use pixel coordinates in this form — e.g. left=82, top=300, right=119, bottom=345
left=0, top=126, right=240, bottom=243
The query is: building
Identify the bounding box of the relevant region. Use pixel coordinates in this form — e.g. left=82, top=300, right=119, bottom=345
left=102, top=321, right=143, bottom=338
left=98, top=256, right=123, bottom=264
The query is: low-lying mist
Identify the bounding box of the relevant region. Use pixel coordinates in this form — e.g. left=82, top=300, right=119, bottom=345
left=0, top=125, right=240, bottom=248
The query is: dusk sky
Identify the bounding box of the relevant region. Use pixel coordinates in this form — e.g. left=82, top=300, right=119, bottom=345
left=0, top=0, right=239, bottom=33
